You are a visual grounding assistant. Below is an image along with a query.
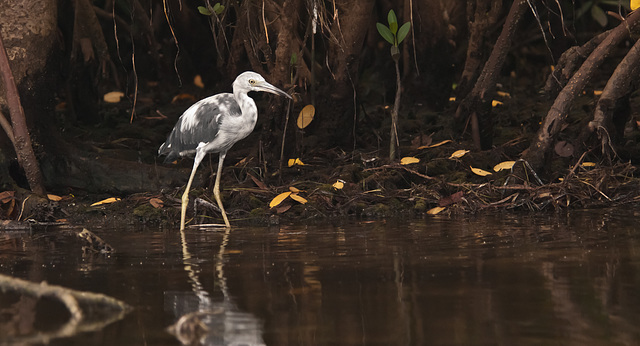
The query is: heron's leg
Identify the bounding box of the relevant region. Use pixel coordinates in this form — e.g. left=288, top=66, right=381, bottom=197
left=214, top=152, right=231, bottom=227
left=181, top=150, right=205, bottom=230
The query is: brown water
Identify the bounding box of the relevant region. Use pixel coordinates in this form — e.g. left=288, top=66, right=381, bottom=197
left=1, top=209, right=640, bottom=345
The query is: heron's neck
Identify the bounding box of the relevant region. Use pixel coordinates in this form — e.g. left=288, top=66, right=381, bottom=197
left=234, top=90, right=258, bottom=122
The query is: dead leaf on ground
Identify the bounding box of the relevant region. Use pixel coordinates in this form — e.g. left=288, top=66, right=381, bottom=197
left=418, top=139, right=452, bottom=150
left=411, top=134, right=432, bottom=149
left=438, top=191, right=464, bottom=207
left=0, top=191, right=15, bottom=203
left=332, top=180, right=345, bottom=190
left=554, top=141, right=574, bottom=157
left=289, top=186, right=302, bottom=193
left=400, top=157, right=420, bottom=165
left=248, top=173, right=268, bottom=190
left=427, top=206, right=446, bottom=215
left=47, top=194, right=63, bottom=201
left=470, top=167, right=492, bottom=176
left=171, top=93, right=196, bottom=103
left=290, top=194, right=307, bottom=204
left=288, top=158, right=304, bottom=167
left=269, top=192, right=292, bottom=208
left=276, top=204, right=292, bottom=214
left=149, top=198, right=164, bottom=208
left=90, top=197, right=121, bottom=207
left=493, top=161, right=516, bottom=172
left=103, top=91, right=125, bottom=103
left=450, top=150, right=469, bottom=159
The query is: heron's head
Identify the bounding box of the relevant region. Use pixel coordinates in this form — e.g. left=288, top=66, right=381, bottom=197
left=233, top=71, right=292, bottom=99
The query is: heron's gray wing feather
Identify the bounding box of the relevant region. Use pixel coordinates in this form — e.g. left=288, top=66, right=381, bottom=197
left=158, top=93, right=240, bottom=162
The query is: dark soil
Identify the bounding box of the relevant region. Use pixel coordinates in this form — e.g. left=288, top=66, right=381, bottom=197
left=11, top=78, right=640, bottom=230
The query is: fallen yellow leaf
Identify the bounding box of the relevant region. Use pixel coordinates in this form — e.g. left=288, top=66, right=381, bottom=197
left=297, top=105, right=315, bottom=129
left=332, top=180, right=345, bottom=190
left=449, top=96, right=456, bottom=102
left=290, top=193, right=307, bottom=204
left=493, top=161, right=516, bottom=172
left=633, top=0, right=640, bottom=10
left=269, top=192, right=292, bottom=208
left=496, top=91, right=511, bottom=98
left=90, top=197, right=121, bottom=207
left=593, top=90, right=603, bottom=96
left=427, top=206, right=446, bottom=215
left=418, top=139, right=452, bottom=149
left=193, top=75, right=205, bottom=88
left=581, top=162, right=596, bottom=167
left=287, top=158, right=305, bottom=167
left=103, top=91, right=125, bottom=103
left=470, top=166, right=492, bottom=177
left=47, top=194, right=63, bottom=201
left=400, top=157, right=420, bottom=165
left=171, top=93, right=196, bottom=103
left=450, top=150, right=469, bottom=159
left=492, top=100, right=503, bottom=107
left=289, top=186, right=301, bottom=193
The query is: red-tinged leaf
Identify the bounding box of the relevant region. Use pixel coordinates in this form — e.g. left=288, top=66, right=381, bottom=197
left=411, top=134, right=432, bottom=149
left=438, top=191, right=464, bottom=207
left=0, top=191, right=15, bottom=204
left=149, top=198, right=164, bottom=208
left=276, top=204, right=291, bottom=214
left=554, top=141, right=574, bottom=157
left=248, top=173, right=268, bottom=190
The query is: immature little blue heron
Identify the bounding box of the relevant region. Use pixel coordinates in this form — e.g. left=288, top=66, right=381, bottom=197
left=159, top=71, right=291, bottom=230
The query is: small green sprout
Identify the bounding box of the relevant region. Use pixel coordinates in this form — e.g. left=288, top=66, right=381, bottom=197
left=198, top=3, right=225, bottom=16
left=376, top=10, right=411, bottom=61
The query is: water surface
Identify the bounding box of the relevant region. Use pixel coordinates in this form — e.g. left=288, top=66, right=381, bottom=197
left=1, top=209, right=640, bottom=345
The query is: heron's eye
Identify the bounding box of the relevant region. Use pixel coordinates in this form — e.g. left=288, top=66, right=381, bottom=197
left=249, top=79, right=256, bottom=85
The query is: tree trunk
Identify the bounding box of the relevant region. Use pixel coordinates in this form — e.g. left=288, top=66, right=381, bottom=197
left=0, top=0, right=57, bottom=195
left=455, top=0, right=502, bottom=102
left=315, top=0, right=375, bottom=148
left=456, top=0, right=528, bottom=150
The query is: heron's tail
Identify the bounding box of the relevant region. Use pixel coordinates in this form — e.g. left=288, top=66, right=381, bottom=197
left=158, top=142, right=179, bottom=164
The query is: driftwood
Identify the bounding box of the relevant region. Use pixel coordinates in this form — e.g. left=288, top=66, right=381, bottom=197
left=0, top=273, right=131, bottom=344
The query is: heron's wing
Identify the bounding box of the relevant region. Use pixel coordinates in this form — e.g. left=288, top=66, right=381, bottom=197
left=158, top=93, right=241, bottom=162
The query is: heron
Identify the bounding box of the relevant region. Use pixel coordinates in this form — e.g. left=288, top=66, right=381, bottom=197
left=159, top=71, right=291, bottom=230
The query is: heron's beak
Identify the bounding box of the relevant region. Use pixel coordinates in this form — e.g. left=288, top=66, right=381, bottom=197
left=257, top=82, right=293, bottom=99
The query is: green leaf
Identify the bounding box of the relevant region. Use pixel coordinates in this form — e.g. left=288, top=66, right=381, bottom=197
left=591, top=4, right=607, bottom=27
left=397, top=22, right=411, bottom=44
left=213, top=3, right=225, bottom=15
left=197, top=6, right=212, bottom=16
left=290, top=52, right=297, bottom=66
left=390, top=22, right=398, bottom=35
left=376, top=23, right=395, bottom=45
left=387, top=10, right=397, bottom=26
left=575, top=0, right=594, bottom=19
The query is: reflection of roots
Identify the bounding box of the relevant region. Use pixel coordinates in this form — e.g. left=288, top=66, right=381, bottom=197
left=0, top=273, right=131, bottom=344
